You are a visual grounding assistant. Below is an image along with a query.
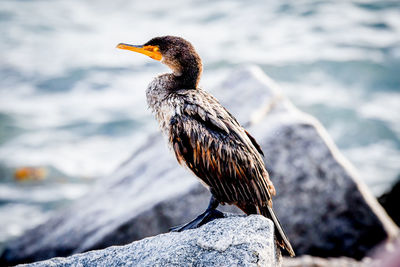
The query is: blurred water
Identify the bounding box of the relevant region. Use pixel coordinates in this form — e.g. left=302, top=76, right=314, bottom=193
left=0, top=0, right=399, bottom=246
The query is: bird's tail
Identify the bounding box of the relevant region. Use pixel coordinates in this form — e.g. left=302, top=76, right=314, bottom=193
left=260, top=205, right=295, bottom=257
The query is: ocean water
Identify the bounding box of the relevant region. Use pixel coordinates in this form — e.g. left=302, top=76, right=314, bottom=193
left=0, top=0, right=399, bottom=245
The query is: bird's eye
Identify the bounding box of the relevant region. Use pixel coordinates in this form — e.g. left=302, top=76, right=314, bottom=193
left=144, top=45, right=159, bottom=52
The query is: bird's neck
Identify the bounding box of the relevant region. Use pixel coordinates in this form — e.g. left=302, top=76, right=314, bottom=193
left=163, top=54, right=202, bottom=90
left=173, top=66, right=201, bottom=89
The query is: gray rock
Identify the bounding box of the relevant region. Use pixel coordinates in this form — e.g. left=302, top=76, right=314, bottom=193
left=246, top=72, right=398, bottom=259
left=282, top=255, right=364, bottom=267
left=1, top=66, right=398, bottom=265
left=378, top=175, right=400, bottom=226
left=225, top=67, right=398, bottom=259
left=21, top=215, right=281, bottom=267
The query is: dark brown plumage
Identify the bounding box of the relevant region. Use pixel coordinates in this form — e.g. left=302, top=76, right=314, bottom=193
left=117, top=35, right=295, bottom=257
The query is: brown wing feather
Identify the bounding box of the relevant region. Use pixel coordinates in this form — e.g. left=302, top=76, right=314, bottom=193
left=244, top=130, right=264, bottom=157
left=169, top=90, right=275, bottom=206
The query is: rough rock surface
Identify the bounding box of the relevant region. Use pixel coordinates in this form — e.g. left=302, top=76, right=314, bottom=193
left=21, top=215, right=281, bottom=267
left=1, top=66, right=398, bottom=265
left=282, top=255, right=366, bottom=267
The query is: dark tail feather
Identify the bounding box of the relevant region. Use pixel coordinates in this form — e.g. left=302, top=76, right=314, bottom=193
left=260, top=205, right=295, bottom=257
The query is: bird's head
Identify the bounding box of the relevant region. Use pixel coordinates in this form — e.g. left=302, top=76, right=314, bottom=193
left=117, top=36, right=202, bottom=88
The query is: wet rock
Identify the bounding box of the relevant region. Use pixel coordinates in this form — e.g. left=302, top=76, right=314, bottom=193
left=378, top=175, right=400, bottom=226
left=1, top=66, right=398, bottom=265
left=22, top=215, right=281, bottom=267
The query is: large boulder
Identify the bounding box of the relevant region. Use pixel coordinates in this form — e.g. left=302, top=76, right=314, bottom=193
left=1, top=66, right=397, bottom=265
left=22, top=215, right=281, bottom=267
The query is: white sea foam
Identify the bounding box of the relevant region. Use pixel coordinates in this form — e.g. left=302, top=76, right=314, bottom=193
left=1, top=0, right=399, bottom=183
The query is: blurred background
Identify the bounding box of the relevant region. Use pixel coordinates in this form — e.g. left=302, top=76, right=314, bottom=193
left=0, top=0, right=399, bottom=252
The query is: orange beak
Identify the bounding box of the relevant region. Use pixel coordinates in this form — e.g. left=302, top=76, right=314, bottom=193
left=116, top=43, right=162, bottom=61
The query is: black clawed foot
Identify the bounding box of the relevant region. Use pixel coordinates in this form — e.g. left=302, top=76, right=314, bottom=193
left=170, top=208, right=224, bottom=232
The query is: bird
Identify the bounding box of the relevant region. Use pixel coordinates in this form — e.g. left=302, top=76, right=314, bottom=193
left=117, top=36, right=295, bottom=257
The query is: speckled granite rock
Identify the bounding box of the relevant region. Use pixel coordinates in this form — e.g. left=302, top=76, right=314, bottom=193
left=21, top=215, right=281, bottom=267
left=1, top=66, right=397, bottom=265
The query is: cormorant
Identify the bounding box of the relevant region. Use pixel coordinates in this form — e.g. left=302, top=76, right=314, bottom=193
left=117, top=36, right=295, bottom=257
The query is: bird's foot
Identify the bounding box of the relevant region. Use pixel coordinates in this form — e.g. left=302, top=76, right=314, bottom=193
left=170, top=208, right=224, bottom=232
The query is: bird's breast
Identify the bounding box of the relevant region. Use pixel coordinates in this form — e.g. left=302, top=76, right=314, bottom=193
left=146, top=78, right=180, bottom=136
left=154, top=100, right=178, bottom=135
